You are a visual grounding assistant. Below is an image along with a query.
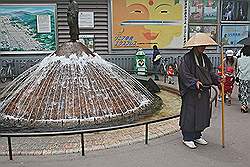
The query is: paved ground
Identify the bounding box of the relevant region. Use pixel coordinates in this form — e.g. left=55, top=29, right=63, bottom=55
left=1, top=76, right=250, bottom=167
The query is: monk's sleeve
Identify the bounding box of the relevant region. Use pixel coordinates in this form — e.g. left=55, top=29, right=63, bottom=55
left=179, top=57, right=198, bottom=90
left=208, top=60, right=219, bottom=86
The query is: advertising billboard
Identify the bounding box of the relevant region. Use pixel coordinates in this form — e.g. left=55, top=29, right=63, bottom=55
left=222, top=0, right=249, bottom=21
left=112, top=0, right=186, bottom=49
left=0, top=4, right=56, bottom=53
left=189, top=0, right=218, bottom=23
left=189, top=25, right=217, bottom=41
left=221, top=25, right=249, bottom=46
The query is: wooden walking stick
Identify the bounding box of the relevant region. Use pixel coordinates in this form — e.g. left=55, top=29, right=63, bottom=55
left=220, top=44, right=225, bottom=148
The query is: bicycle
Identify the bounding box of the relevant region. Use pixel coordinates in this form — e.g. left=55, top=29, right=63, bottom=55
left=0, top=60, right=15, bottom=83
left=30, top=59, right=41, bottom=67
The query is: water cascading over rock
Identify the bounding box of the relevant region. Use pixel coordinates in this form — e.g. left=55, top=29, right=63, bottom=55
left=0, top=42, right=155, bottom=131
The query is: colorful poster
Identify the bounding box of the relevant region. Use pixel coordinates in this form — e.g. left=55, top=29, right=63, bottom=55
left=222, top=0, right=249, bottom=21
left=189, top=25, right=217, bottom=41
left=189, top=0, right=204, bottom=22
left=79, top=35, right=94, bottom=52
left=189, top=0, right=218, bottom=23
left=236, top=1, right=248, bottom=21
left=221, top=25, right=249, bottom=46
left=203, top=0, right=218, bottom=21
left=0, top=4, right=56, bottom=52
left=112, top=0, right=186, bottom=49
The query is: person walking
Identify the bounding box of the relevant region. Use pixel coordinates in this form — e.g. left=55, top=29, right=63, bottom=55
left=167, top=64, right=175, bottom=84
left=237, top=45, right=250, bottom=113
left=152, top=45, right=161, bottom=80
left=224, top=66, right=235, bottom=105
left=178, top=33, right=219, bottom=149
left=217, top=50, right=237, bottom=101
left=224, top=49, right=237, bottom=74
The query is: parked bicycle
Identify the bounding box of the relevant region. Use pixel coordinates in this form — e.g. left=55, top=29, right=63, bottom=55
left=30, top=58, right=41, bottom=67
left=0, top=60, right=15, bottom=83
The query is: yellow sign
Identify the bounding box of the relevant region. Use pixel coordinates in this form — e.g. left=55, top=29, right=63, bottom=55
left=112, top=0, right=185, bottom=49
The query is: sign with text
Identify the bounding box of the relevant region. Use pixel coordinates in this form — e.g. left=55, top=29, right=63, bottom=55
left=37, top=15, right=51, bottom=33
left=79, top=12, right=94, bottom=28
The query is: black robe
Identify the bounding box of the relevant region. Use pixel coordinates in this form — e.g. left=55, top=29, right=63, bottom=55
left=178, top=49, right=219, bottom=132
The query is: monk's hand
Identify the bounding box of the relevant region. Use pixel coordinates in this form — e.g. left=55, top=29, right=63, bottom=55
left=196, top=81, right=203, bottom=90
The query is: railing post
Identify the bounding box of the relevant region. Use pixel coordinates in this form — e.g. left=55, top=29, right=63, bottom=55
left=81, top=133, right=85, bottom=156
left=7, top=137, right=13, bottom=160
left=145, top=123, right=149, bottom=144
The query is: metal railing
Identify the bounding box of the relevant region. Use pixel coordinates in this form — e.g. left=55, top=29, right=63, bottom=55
left=0, top=86, right=217, bottom=160
left=0, top=55, right=220, bottom=80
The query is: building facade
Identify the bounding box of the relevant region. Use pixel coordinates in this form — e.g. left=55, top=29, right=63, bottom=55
left=0, top=0, right=249, bottom=73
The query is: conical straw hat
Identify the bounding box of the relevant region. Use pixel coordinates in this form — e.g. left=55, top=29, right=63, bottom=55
left=184, top=33, right=218, bottom=48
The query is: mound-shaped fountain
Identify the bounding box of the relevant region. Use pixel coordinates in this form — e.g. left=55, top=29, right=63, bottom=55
left=0, top=42, right=159, bottom=132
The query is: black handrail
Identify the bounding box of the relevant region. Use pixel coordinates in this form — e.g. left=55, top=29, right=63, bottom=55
left=0, top=86, right=218, bottom=160
left=0, top=114, right=180, bottom=138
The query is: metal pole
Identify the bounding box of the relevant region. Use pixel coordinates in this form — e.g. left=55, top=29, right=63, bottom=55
left=145, top=124, right=148, bottom=144
left=81, top=133, right=85, bottom=156
left=7, top=137, right=13, bottom=160
left=220, top=45, right=225, bottom=148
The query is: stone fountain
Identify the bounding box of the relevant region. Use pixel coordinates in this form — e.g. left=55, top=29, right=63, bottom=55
left=0, top=1, right=159, bottom=132
left=0, top=41, right=158, bottom=131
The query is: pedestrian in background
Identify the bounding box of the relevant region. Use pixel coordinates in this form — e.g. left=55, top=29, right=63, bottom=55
left=217, top=50, right=237, bottom=102
left=167, top=64, right=175, bottom=84
left=237, top=45, right=250, bottom=113
left=224, top=66, right=235, bottom=105
left=178, top=33, right=219, bottom=149
left=224, top=50, right=237, bottom=75
left=152, top=45, right=161, bottom=81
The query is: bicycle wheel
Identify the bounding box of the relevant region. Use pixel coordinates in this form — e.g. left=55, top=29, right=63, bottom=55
left=8, top=67, right=15, bottom=81
left=0, top=68, right=7, bottom=83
